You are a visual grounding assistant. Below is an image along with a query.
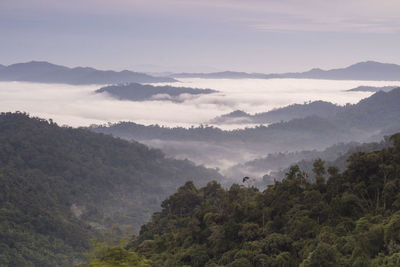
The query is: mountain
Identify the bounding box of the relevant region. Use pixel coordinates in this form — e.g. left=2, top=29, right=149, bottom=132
left=171, top=61, right=400, bottom=81
left=96, top=83, right=217, bottom=102
left=91, top=133, right=400, bottom=266
left=253, top=101, right=342, bottom=123
left=0, top=112, right=222, bottom=266
left=209, top=110, right=252, bottom=124
left=0, top=61, right=176, bottom=85
left=335, top=88, right=400, bottom=130
left=347, top=85, right=399, bottom=92
left=274, top=61, right=400, bottom=81
left=91, top=88, right=400, bottom=172
left=210, top=101, right=342, bottom=125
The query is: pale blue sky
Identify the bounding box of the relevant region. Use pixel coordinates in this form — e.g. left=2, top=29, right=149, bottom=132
left=1, top=0, right=399, bottom=72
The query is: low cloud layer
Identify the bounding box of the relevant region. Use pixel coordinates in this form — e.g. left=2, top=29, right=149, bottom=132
left=0, top=79, right=399, bottom=128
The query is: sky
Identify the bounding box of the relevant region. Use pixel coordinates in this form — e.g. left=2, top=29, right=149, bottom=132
left=1, top=0, right=400, bottom=73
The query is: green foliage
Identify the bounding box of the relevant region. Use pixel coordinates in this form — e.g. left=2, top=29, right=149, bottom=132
left=127, top=133, right=400, bottom=266
left=88, top=246, right=150, bottom=267
left=0, top=113, right=221, bottom=266
left=301, top=243, right=338, bottom=267
left=77, top=234, right=151, bottom=267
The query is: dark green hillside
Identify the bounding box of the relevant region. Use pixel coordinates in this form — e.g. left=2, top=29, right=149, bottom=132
left=110, top=133, right=400, bottom=266
left=0, top=112, right=222, bottom=266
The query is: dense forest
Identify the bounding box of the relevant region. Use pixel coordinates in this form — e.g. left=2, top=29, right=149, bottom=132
left=2, top=93, right=400, bottom=266
left=83, top=133, right=400, bottom=266
left=0, top=113, right=222, bottom=266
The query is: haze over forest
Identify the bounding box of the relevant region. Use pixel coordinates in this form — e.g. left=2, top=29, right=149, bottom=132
left=2, top=0, right=400, bottom=266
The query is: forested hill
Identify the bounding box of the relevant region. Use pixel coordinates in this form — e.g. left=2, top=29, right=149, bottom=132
left=210, top=101, right=342, bottom=125
left=0, top=112, right=222, bottom=266
left=91, top=88, right=400, bottom=153
left=96, top=83, right=217, bottom=102
left=88, top=133, right=400, bottom=266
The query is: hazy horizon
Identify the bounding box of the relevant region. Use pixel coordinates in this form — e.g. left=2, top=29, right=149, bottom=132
left=1, top=59, right=400, bottom=75
left=2, top=0, right=400, bottom=73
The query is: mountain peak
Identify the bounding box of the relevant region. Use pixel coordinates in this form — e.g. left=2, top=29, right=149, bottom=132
left=227, top=110, right=250, bottom=117
left=347, top=60, right=400, bottom=69
left=10, top=60, right=65, bottom=68
left=306, top=68, right=324, bottom=74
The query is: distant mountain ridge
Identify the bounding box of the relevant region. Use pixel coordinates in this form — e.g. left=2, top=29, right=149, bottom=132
left=346, top=85, right=399, bottom=92
left=171, top=61, right=400, bottom=81
left=0, top=61, right=176, bottom=84
left=210, top=101, right=342, bottom=125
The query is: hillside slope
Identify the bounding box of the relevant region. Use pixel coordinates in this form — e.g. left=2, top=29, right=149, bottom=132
left=0, top=113, right=222, bottom=266
left=210, top=101, right=342, bottom=125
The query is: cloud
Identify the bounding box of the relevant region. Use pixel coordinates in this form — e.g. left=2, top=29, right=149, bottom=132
left=253, top=18, right=400, bottom=34
left=1, top=0, right=400, bottom=73
left=3, top=0, right=399, bottom=33
left=193, top=0, right=400, bottom=34
left=3, top=78, right=397, bottom=129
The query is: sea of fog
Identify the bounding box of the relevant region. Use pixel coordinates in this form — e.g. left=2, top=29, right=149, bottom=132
left=0, top=78, right=399, bottom=129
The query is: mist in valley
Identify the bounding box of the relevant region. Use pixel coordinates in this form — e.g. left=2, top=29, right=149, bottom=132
left=3, top=0, right=400, bottom=265
left=2, top=79, right=400, bottom=185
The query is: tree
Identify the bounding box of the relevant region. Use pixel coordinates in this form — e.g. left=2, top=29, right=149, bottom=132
left=313, top=158, right=326, bottom=187
left=301, top=243, right=338, bottom=267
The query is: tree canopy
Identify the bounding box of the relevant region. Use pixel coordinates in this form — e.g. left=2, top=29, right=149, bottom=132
left=111, top=133, right=400, bottom=266
left=0, top=112, right=221, bottom=266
